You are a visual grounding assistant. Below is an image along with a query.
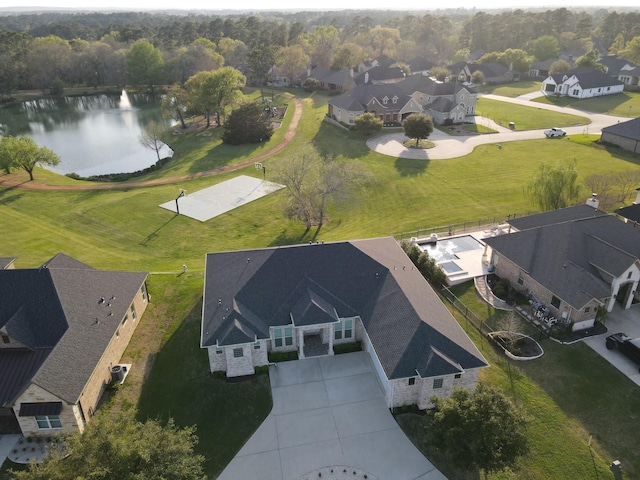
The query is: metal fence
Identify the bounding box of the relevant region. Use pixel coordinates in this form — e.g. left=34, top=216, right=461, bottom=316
left=393, top=212, right=537, bottom=241
left=440, top=286, right=495, bottom=336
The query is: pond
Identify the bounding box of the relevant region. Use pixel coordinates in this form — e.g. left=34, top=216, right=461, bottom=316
left=0, top=91, right=173, bottom=177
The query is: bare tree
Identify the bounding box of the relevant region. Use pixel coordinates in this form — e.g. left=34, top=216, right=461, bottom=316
left=139, top=120, right=165, bottom=161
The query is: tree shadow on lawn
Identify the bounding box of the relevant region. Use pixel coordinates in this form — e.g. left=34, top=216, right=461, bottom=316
left=186, top=139, right=267, bottom=174
left=312, top=121, right=370, bottom=159
left=136, top=299, right=273, bottom=478
left=394, top=157, right=429, bottom=176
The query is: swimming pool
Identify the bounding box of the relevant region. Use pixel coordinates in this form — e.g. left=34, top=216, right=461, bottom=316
left=419, top=235, right=484, bottom=262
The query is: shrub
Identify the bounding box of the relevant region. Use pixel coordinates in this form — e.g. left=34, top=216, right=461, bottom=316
left=333, top=341, right=362, bottom=354
left=254, top=365, right=269, bottom=375
left=303, top=78, right=320, bottom=92
left=268, top=351, right=298, bottom=363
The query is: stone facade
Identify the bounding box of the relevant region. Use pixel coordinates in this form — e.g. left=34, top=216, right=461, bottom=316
left=13, top=384, right=75, bottom=437
left=601, top=131, right=640, bottom=154
left=389, top=369, right=480, bottom=409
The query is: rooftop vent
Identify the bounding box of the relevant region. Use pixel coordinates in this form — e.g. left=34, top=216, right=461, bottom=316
left=585, top=193, right=599, bottom=209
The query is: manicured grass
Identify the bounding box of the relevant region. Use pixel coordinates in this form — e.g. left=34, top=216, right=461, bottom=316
left=475, top=80, right=542, bottom=97
left=135, top=275, right=272, bottom=478
left=464, top=123, right=498, bottom=134
left=532, top=91, right=640, bottom=117
left=402, top=139, right=435, bottom=148
left=398, top=281, right=638, bottom=479
left=477, top=97, right=590, bottom=130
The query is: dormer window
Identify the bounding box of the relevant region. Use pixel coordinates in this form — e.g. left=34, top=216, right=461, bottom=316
left=2, top=335, right=9, bottom=344
left=382, top=96, right=389, bottom=104
left=392, top=96, right=398, bottom=104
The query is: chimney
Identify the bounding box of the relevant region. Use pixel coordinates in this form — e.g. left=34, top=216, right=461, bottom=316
left=585, top=193, right=599, bottom=209
left=364, top=71, right=369, bottom=84
left=634, top=187, right=640, bottom=205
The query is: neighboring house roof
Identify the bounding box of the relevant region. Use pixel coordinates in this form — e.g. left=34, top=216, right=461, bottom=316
left=487, top=211, right=640, bottom=309
left=407, top=57, right=436, bottom=72
left=508, top=204, right=607, bottom=231
left=201, top=238, right=487, bottom=380
left=0, top=255, right=147, bottom=406
left=531, top=58, right=561, bottom=70
left=600, top=55, right=637, bottom=76
left=620, top=66, right=640, bottom=77
left=355, top=66, right=405, bottom=85
left=601, top=117, right=640, bottom=141
left=469, top=62, right=509, bottom=78
left=428, top=97, right=456, bottom=113
left=323, top=68, right=354, bottom=86
left=0, top=257, right=16, bottom=269
left=550, top=67, right=623, bottom=89
left=328, top=83, right=412, bottom=112
left=375, top=54, right=396, bottom=68
left=615, top=204, right=640, bottom=224
left=397, top=75, right=473, bottom=97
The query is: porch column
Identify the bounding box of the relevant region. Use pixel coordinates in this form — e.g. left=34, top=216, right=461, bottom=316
left=298, top=328, right=305, bottom=359
left=625, top=280, right=638, bottom=309
left=328, top=324, right=334, bottom=356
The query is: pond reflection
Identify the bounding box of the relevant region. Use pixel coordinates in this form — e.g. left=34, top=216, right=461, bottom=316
left=0, top=93, right=173, bottom=177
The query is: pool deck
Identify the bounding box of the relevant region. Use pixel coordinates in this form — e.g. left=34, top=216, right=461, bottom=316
left=415, top=227, right=507, bottom=286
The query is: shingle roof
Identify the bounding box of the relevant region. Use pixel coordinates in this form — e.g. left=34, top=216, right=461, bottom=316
left=407, top=57, right=436, bottom=72
left=0, top=256, right=147, bottom=405
left=202, top=238, right=487, bottom=380
left=552, top=67, right=624, bottom=89
left=508, top=204, right=607, bottom=231
left=375, top=55, right=396, bottom=68
left=355, top=66, right=405, bottom=85
left=600, top=55, right=637, bottom=76
left=469, top=63, right=509, bottom=78
left=0, top=257, right=16, bottom=269
left=531, top=58, right=560, bottom=70
left=328, top=83, right=412, bottom=112
left=601, top=117, right=640, bottom=141
left=428, top=97, right=455, bottom=113
left=615, top=204, right=640, bottom=223
left=486, top=213, right=640, bottom=309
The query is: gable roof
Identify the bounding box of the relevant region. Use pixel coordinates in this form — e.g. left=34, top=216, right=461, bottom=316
left=375, top=54, right=396, bottom=68
left=620, top=66, right=640, bottom=77
left=601, top=117, right=640, bottom=141
left=201, top=237, right=487, bottom=380
left=551, top=67, right=623, bottom=89
left=487, top=213, right=640, bottom=309
left=407, top=57, right=436, bottom=72
left=600, top=55, right=637, bottom=76
left=328, top=83, right=412, bottom=112
left=355, top=66, right=405, bottom=85
left=531, top=58, right=561, bottom=70
left=0, top=255, right=147, bottom=406
left=508, top=204, right=607, bottom=231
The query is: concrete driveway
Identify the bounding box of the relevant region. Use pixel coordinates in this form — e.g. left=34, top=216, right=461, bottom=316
left=0, top=435, right=20, bottom=469
left=367, top=93, right=629, bottom=160
left=218, top=352, right=446, bottom=480
left=583, top=305, right=640, bottom=387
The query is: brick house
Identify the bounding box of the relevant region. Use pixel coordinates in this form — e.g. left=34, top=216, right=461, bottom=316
left=0, top=254, right=148, bottom=437
left=484, top=203, right=640, bottom=331
left=200, top=237, right=487, bottom=409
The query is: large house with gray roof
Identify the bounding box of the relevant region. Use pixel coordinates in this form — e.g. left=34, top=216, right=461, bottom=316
left=0, top=254, right=148, bottom=436
left=541, top=67, right=624, bottom=98
left=201, top=237, right=487, bottom=409
left=485, top=204, right=640, bottom=331
left=600, top=117, right=640, bottom=154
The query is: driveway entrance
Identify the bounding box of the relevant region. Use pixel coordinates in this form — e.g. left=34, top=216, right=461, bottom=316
left=218, top=352, right=446, bottom=480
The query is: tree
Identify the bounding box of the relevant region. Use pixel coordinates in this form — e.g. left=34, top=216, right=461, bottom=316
left=276, top=45, right=309, bottom=86
left=369, top=26, right=401, bottom=57
left=430, top=66, right=450, bottom=82
left=302, top=77, right=320, bottom=92
left=221, top=102, right=273, bottom=145
left=531, top=35, right=560, bottom=61
left=500, top=48, right=533, bottom=73
left=247, top=45, right=278, bottom=100
left=549, top=59, right=571, bottom=75
left=331, top=43, right=364, bottom=71
left=526, top=160, right=580, bottom=211
left=620, top=36, right=640, bottom=64
left=354, top=112, right=383, bottom=135
left=26, top=35, right=71, bottom=93
left=608, top=33, right=626, bottom=55
left=11, top=410, right=206, bottom=480
left=401, top=241, right=446, bottom=287
left=403, top=113, right=434, bottom=147
left=162, top=84, right=189, bottom=129
left=272, top=145, right=370, bottom=230
left=305, top=25, right=340, bottom=69
left=139, top=120, right=165, bottom=161
left=471, top=70, right=485, bottom=85
left=126, top=39, right=164, bottom=91
left=575, top=48, right=606, bottom=72
left=430, top=384, right=529, bottom=479
left=0, top=136, right=60, bottom=181
left=208, top=66, right=246, bottom=126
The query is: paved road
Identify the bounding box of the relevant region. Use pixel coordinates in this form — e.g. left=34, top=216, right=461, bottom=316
left=367, top=94, right=630, bottom=160
left=219, top=352, right=446, bottom=480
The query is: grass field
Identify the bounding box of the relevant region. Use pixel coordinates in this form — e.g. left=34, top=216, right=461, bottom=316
left=475, top=80, right=542, bottom=97
left=532, top=91, right=640, bottom=117
left=476, top=97, right=590, bottom=130
left=2, top=89, right=640, bottom=479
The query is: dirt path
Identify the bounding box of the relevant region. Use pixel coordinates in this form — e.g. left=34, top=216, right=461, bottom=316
left=0, top=97, right=303, bottom=192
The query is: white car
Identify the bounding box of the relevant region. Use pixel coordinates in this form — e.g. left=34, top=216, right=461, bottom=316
left=544, top=127, right=567, bottom=138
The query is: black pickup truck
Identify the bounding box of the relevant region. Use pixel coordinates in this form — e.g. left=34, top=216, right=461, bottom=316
left=606, top=333, right=640, bottom=372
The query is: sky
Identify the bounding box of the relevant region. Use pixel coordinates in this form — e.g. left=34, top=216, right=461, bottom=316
left=3, top=0, right=640, bottom=12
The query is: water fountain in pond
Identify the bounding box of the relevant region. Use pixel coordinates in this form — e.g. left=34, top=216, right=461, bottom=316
left=119, top=90, right=133, bottom=111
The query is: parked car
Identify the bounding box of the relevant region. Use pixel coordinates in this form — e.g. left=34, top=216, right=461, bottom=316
left=606, top=332, right=640, bottom=372
left=544, top=127, right=567, bottom=138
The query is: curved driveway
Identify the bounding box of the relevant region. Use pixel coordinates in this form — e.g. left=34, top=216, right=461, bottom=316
left=367, top=94, right=630, bottom=160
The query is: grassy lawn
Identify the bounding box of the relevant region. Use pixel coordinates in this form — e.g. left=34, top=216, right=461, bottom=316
left=464, top=123, right=498, bottom=134
left=397, top=281, right=639, bottom=479
left=475, top=80, right=542, bottom=97
left=3, top=91, right=640, bottom=479
left=477, top=97, right=590, bottom=130
left=532, top=91, right=640, bottom=117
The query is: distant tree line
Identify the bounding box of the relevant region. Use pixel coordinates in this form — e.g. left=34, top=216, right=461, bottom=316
left=0, top=8, right=639, bottom=100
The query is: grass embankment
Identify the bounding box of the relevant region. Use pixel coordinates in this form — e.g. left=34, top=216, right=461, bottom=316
left=532, top=91, right=640, bottom=117
left=398, top=282, right=639, bottom=480
left=475, top=80, right=542, bottom=97
left=2, top=90, right=640, bottom=479
left=477, top=97, right=590, bottom=130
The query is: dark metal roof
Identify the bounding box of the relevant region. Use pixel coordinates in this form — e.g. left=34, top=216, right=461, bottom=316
left=18, top=401, right=62, bottom=417
left=0, top=349, right=51, bottom=408
left=601, top=118, right=640, bottom=141
left=0, top=256, right=147, bottom=405
left=486, top=213, right=640, bottom=309
left=201, top=238, right=487, bottom=380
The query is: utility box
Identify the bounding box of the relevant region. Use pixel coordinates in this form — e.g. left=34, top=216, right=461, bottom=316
left=610, top=460, right=623, bottom=480
left=509, top=122, right=515, bottom=130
